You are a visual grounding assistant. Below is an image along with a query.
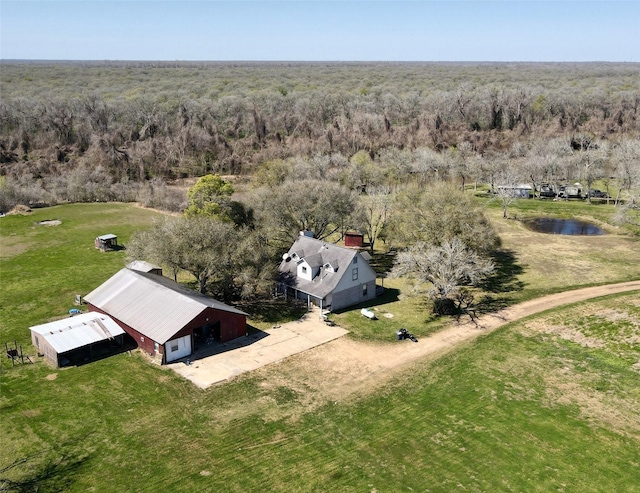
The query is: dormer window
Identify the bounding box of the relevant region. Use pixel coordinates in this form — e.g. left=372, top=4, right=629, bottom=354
left=302, top=266, right=307, bottom=274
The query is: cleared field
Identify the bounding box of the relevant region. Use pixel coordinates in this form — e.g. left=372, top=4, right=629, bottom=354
left=1, top=202, right=639, bottom=491
left=1, top=293, right=638, bottom=492
left=0, top=203, right=162, bottom=343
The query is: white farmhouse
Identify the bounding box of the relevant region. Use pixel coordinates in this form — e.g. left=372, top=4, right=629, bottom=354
left=278, top=234, right=378, bottom=312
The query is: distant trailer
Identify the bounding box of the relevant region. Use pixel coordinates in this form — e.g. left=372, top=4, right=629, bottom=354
left=496, top=184, right=533, bottom=199
left=95, top=234, right=118, bottom=251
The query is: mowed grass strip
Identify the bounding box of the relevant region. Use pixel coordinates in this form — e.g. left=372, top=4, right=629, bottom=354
left=3, top=295, right=639, bottom=492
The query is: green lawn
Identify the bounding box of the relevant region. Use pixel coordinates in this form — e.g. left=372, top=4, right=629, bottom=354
left=2, top=294, right=638, bottom=492
left=0, top=203, right=162, bottom=344
left=1, top=202, right=639, bottom=492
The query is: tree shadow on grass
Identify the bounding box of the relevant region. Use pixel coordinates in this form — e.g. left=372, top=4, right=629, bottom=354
left=330, top=288, right=401, bottom=315
left=474, top=248, right=526, bottom=316
left=1, top=439, right=92, bottom=493
left=236, top=299, right=308, bottom=326
left=480, top=249, right=526, bottom=294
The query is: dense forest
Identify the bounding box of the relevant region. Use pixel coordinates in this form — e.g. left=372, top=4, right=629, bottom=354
left=1, top=61, right=639, bottom=212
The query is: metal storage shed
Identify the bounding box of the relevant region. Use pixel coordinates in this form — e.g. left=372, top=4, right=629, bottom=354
left=30, top=312, right=127, bottom=368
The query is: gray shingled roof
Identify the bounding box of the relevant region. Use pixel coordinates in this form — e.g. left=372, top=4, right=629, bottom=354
left=30, top=312, right=125, bottom=354
left=279, top=236, right=361, bottom=299
left=84, top=268, right=247, bottom=344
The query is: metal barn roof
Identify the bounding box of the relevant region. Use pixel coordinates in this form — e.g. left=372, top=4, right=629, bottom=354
left=84, top=268, right=248, bottom=344
left=30, top=312, right=125, bottom=354
left=127, top=260, right=162, bottom=273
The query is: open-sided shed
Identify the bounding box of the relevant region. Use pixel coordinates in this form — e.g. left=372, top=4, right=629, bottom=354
left=30, top=312, right=127, bottom=368
left=95, top=233, right=118, bottom=251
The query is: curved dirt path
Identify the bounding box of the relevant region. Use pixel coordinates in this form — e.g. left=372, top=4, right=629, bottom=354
left=260, top=280, right=640, bottom=404
left=374, top=279, right=640, bottom=369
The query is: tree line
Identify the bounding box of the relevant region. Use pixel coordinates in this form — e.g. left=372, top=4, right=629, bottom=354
left=1, top=62, right=639, bottom=195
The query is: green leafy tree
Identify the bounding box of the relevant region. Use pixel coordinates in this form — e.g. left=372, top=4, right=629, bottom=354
left=128, top=216, right=273, bottom=300
left=387, top=182, right=500, bottom=254
left=184, top=174, right=234, bottom=218
left=253, top=159, right=292, bottom=188
left=252, top=179, right=356, bottom=243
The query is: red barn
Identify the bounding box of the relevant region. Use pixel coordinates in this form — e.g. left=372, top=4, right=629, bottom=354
left=84, top=268, right=248, bottom=364
left=344, top=231, right=364, bottom=248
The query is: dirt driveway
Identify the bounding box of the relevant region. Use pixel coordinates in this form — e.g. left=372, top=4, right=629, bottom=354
left=169, top=281, right=640, bottom=392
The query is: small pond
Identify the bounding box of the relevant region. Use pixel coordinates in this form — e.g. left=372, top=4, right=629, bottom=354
left=524, top=218, right=605, bottom=235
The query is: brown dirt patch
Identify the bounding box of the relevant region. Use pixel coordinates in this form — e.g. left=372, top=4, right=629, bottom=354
left=0, top=239, right=30, bottom=258
left=45, top=373, right=58, bottom=380
left=543, top=372, right=640, bottom=439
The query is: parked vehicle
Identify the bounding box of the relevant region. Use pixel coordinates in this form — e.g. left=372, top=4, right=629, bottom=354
left=557, top=183, right=583, bottom=199
left=536, top=183, right=557, bottom=198
left=587, top=189, right=610, bottom=198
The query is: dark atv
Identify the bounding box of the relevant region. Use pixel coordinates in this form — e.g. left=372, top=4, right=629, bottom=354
left=397, top=328, right=418, bottom=342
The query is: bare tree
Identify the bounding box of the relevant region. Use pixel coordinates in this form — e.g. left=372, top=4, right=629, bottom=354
left=393, top=238, right=494, bottom=315
left=493, top=167, right=528, bottom=219
left=410, top=147, right=444, bottom=187
left=352, top=185, right=393, bottom=254
left=449, top=141, right=477, bottom=191
left=572, top=134, right=609, bottom=203
left=612, top=138, right=640, bottom=206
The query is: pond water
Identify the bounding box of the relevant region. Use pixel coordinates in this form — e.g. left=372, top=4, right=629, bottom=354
left=524, top=218, right=605, bottom=235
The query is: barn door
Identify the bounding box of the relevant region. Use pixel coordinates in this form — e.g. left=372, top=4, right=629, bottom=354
left=165, top=335, right=192, bottom=363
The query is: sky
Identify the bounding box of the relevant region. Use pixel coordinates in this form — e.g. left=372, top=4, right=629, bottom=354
left=1, top=1, right=639, bottom=62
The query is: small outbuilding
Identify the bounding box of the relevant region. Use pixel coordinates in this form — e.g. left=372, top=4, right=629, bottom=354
left=30, top=311, right=127, bottom=368
left=344, top=231, right=364, bottom=248
left=84, top=268, right=249, bottom=364
left=95, top=233, right=118, bottom=251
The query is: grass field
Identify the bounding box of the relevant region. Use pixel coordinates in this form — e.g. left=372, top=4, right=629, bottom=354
left=1, top=201, right=639, bottom=492
left=0, top=203, right=162, bottom=344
